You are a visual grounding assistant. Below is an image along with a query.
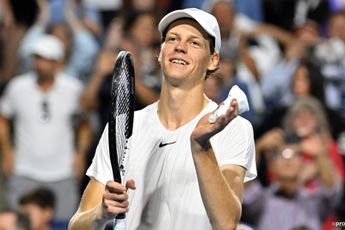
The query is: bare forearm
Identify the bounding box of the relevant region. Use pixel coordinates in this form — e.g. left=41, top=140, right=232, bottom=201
left=316, top=152, right=336, bottom=188
left=192, top=144, right=241, bottom=230
left=251, top=24, right=293, bottom=45
left=77, top=119, right=92, bottom=155
left=80, top=72, right=106, bottom=110
left=35, top=0, right=50, bottom=26
left=238, top=50, right=259, bottom=81
left=64, top=1, right=83, bottom=32
left=69, top=205, right=110, bottom=230
left=0, top=116, right=13, bottom=153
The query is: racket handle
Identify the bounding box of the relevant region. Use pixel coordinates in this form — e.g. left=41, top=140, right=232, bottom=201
left=117, top=213, right=126, bottom=219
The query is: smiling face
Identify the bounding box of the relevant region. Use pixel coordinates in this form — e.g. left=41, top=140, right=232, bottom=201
left=158, top=19, right=219, bottom=87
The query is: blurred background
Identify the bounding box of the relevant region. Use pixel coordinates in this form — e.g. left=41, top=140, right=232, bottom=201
left=0, top=0, right=344, bottom=229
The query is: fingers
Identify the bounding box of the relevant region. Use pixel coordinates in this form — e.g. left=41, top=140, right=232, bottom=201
left=105, top=181, right=126, bottom=196
left=102, top=180, right=135, bottom=218
left=216, top=99, right=238, bottom=125
left=102, top=202, right=129, bottom=219
left=126, top=179, right=136, bottom=190
left=103, top=193, right=129, bottom=210
left=103, top=193, right=128, bottom=206
left=210, top=99, right=238, bottom=123
left=192, top=99, right=239, bottom=149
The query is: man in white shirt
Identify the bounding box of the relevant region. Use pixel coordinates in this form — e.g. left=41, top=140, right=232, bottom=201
left=0, top=34, right=91, bottom=226
left=69, top=8, right=256, bottom=230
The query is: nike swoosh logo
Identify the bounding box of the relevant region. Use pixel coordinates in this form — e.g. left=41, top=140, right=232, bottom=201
left=159, top=141, right=176, bottom=148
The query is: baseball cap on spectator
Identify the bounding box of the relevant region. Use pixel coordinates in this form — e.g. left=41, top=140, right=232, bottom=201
left=158, top=8, right=221, bottom=53
left=31, top=35, right=65, bottom=61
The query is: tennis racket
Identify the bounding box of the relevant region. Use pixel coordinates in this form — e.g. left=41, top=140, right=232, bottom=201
left=108, top=51, right=135, bottom=219
left=208, top=85, right=249, bottom=123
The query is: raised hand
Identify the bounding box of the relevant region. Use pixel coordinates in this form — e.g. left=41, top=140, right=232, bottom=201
left=299, top=132, right=327, bottom=157
left=95, top=51, right=116, bottom=76
left=191, top=99, right=238, bottom=150
left=35, top=0, right=50, bottom=26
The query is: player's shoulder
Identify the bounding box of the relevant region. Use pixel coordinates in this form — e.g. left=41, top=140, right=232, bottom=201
left=134, top=102, right=157, bottom=119
left=233, top=115, right=253, bottom=131
left=233, top=115, right=253, bottom=128
left=133, top=102, right=158, bottom=131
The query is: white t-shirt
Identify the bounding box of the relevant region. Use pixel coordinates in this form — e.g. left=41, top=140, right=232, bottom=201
left=87, top=101, right=256, bottom=230
left=0, top=72, right=83, bottom=181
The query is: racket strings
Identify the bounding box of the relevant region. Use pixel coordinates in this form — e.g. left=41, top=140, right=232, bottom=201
left=109, top=51, right=135, bottom=185
left=115, top=64, right=133, bottom=169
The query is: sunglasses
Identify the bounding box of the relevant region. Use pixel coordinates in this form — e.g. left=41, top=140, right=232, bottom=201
left=39, top=100, right=50, bottom=123
left=273, top=148, right=301, bottom=159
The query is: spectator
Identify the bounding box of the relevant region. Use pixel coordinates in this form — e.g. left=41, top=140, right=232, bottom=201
left=210, top=0, right=281, bottom=119
left=95, top=10, right=161, bottom=111
left=18, top=0, right=99, bottom=84
left=80, top=50, right=116, bottom=131
left=0, top=34, right=91, bottom=226
left=0, top=208, right=31, bottom=230
left=314, top=10, right=345, bottom=119
left=282, top=96, right=344, bottom=183
left=255, top=96, right=344, bottom=229
left=47, top=0, right=103, bottom=38
left=101, top=17, right=124, bottom=53
left=78, top=50, right=116, bottom=193
left=242, top=134, right=342, bottom=230
left=0, top=0, right=37, bottom=90
left=261, top=59, right=344, bottom=139
left=259, top=26, right=317, bottom=109
left=19, top=187, right=55, bottom=230
left=257, top=97, right=344, bottom=184
left=121, top=10, right=162, bottom=109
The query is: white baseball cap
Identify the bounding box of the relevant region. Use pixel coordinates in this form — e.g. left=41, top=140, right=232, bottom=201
left=158, top=8, right=221, bottom=53
left=31, top=35, right=65, bottom=61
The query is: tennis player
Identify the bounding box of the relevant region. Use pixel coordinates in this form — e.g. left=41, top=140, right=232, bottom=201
left=69, top=8, right=256, bottom=230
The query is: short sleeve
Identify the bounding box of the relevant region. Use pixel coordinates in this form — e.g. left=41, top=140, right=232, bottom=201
left=211, top=116, right=257, bottom=182
left=86, top=123, right=113, bottom=185
left=0, top=81, right=17, bottom=118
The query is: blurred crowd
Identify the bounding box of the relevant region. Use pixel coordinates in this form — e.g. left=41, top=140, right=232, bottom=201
left=0, top=0, right=344, bottom=229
